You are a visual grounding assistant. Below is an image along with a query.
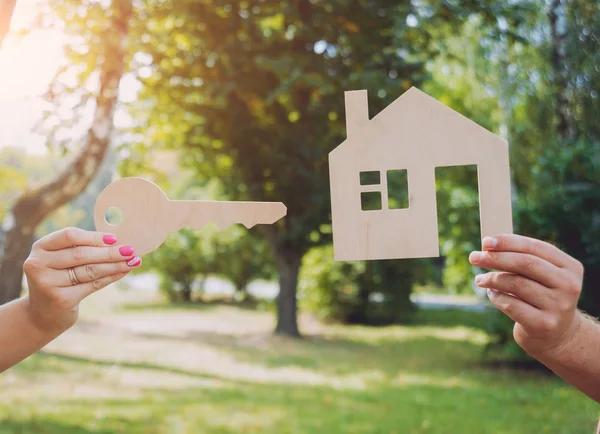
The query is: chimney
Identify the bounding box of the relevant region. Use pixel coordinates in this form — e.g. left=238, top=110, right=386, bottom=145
left=345, top=90, right=369, bottom=137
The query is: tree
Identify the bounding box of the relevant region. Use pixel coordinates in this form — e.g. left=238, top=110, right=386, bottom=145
left=501, top=0, right=600, bottom=320
left=525, top=0, right=600, bottom=317
left=127, top=0, right=501, bottom=336
left=429, top=0, right=600, bottom=359
left=0, top=0, right=133, bottom=304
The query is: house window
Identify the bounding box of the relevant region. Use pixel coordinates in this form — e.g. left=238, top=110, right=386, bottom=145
left=359, top=169, right=409, bottom=211
left=360, top=171, right=380, bottom=185
left=387, top=169, right=409, bottom=209
left=361, top=192, right=382, bottom=210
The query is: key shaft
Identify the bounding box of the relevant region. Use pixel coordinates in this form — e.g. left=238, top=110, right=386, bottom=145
left=171, top=200, right=287, bottom=231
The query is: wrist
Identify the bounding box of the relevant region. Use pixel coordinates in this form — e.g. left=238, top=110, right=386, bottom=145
left=530, top=311, right=586, bottom=367
left=22, top=295, right=76, bottom=336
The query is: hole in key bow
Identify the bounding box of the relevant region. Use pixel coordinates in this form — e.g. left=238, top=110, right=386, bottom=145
left=105, top=206, right=124, bottom=226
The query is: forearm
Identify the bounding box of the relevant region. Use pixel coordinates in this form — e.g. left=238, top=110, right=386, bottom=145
left=0, top=297, right=68, bottom=373
left=535, top=312, right=600, bottom=403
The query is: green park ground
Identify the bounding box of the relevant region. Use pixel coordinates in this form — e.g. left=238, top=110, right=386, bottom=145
left=1, top=282, right=597, bottom=434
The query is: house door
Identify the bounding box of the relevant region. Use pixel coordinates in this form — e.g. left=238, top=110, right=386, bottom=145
left=434, top=165, right=481, bottom=292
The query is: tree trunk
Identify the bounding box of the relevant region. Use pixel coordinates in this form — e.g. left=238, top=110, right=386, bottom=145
left=234, top=278, right=250, bottom=301
left=181, top=281, right=192, bottom=302
left=0, top=0, right=133, bottom=304
left=0, top=223, right=33, bottom=304
left=548, top=0, right=572, bottom=139
left=0, top=0, right=17, bottom=47
left=273, top=250, right=302, bottom=337
left=349, top=261, right=373, bottom=324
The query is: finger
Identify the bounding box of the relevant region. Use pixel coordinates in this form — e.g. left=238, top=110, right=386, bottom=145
left=74, top=257, right=142, bottom=284
left=34, top=227, right=118, bottom=251
left=475, top=272, right=549, bottom=309
left=486, top=288, right=546, bottom=330
left=469, top=250, right=562, bottom=288
left=45, top=245, right=135, bottom=269
left=482, top=234, right=574, bottom=269
left=72, top=272, right=130, bottom=299
left=49, top=257, right=143, bottom=287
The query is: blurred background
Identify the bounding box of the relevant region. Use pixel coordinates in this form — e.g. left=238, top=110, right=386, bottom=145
left=0, top=0, right=598, bottom=432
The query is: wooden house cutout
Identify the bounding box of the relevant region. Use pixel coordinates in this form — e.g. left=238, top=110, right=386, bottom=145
left=329, top=87, right=513, bottom=261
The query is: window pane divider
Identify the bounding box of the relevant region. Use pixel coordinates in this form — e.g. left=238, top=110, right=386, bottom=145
left=359, top=185, right=382, bottom=193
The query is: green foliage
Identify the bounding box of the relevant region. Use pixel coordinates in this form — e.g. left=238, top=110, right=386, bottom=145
left=435, top=165, right=482, bottom=294
left=0, top=148, right=42, bottom=224
left=0, top=147, right=103, bottom=237
left=32, top=0, right=131, bottom=155
left=143, top=225, right=276, bottom=302
left=420, top=0, right=599, bottom=361
left=124, top=0, right=513, bottom=333
left=212, top=226, right=276, bottom=296
left=517, top=139, right=600, bottom=317
left=300, top=246, right=418, bottom=325
left=421, top=15, right=510, bottom=295
left=143, top=229, right=214, bottom=302
left=0, top=149, right=115, bottom=239
left=469, top=0, right=599, bottom=359
left=483, top=310, right=529, bottom=361
left=37, top=206, right=87, bottom=236
left=0, top=166, right=26, bottom=222
left=299, top=245, right=366, bottom=323
left=24, top=0, right=598, bottom=350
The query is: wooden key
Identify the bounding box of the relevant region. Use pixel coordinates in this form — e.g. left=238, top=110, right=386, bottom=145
left=94, top=177, right=287, bottom=255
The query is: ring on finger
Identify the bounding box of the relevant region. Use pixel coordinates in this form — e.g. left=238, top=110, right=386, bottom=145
left=68, top=268, right=80, bottom=286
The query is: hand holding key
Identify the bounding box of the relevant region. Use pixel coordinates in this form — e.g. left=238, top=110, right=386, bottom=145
left=94, top=177, right=287, bottom=255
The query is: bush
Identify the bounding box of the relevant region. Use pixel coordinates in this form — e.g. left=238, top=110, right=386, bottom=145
left=299, top=245, right=365, bottom=323
left=484, top=310, right=529, bottom=360
left=299, top=245, right=421, bottom=325
left=141, top=225, right=276, bottom=303
left=143, top=229, right=215, bottom=302
left=212, top=226, right=276, bottom=298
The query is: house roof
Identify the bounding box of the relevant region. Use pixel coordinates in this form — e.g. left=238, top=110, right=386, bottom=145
left=373, top=87, right=505, bottom=143
left=332, top=86, right=507, bottom=154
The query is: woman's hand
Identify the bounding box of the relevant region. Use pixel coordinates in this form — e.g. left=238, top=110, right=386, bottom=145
left=23, top=227, right=142, bottom=332
left=469, top=234, right=584, bottom=359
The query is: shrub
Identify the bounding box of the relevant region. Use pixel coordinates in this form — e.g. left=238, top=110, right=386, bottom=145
left=299, top=245, right=421, bottom=325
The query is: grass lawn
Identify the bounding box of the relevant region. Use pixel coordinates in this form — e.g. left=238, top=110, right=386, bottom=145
left=0, top=286, right=597, bottom=434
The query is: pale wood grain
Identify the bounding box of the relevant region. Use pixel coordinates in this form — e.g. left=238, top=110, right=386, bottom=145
left=94, top=177, right=287, bottom=255
left=329, top=87, right=513, bottom=261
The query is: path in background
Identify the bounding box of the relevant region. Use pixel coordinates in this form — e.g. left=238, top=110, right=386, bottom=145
left=125, top=273, right=491, bottom=312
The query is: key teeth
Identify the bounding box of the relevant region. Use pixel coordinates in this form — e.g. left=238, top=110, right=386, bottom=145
left=187, top=202, right=288, bottom=232
left=279, top=203, right=288, bottom=216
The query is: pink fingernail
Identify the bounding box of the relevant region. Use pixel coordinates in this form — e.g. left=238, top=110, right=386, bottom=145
left=127, top=256, right=142, bottom=267
left=103, top=235, right=117, bottom=245
left=119, top=246, right=135, bottom=257
left=475, top=274, right=483, bottom=285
